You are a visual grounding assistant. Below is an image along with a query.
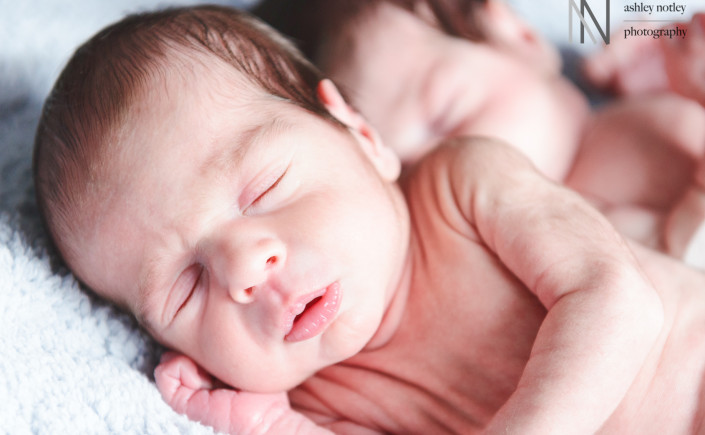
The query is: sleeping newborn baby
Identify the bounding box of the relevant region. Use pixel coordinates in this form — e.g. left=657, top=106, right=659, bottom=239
left=253, top=0, right=705, bottom=265
left=32, top=5, right=705, bottom=434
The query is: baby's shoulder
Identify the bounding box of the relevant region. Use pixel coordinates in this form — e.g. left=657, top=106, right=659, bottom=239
left=409, top=136, right=538, bottom=186
left=403, top=137, right=537, bottom=249
left=404, top=137, right=539, bottom=216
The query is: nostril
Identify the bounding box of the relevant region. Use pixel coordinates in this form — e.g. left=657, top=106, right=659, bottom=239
left=244, top=287, right=254, bottom=297
left=266, top=256, right=277, bottom=266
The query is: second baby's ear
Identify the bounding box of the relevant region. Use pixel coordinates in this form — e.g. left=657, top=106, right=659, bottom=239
left=480, top=0, right=561, bottom=74
left=317, top=79, right=401, bottom=181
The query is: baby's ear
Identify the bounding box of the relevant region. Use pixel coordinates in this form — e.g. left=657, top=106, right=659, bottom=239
left=317, top=79, right=400, bottom=181
left=481, top=0, right=561, bottom=74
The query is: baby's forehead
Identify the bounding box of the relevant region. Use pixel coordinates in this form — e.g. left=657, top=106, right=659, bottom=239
left=112, top=59, right=306, bottom=196
left=149, top=49, right=262, bottom=102
left=123, top=52, right=262, bottom=141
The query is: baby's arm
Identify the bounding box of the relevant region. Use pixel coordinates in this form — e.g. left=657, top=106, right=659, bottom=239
left=154, top=352, right=333, bottom=435
left=437, top=137, right=664, bottom=433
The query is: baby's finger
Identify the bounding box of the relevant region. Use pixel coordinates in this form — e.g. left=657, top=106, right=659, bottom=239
left=154, top=352, right=216, bottom=412
left=583, top=30, right=662, bottom=93
left=662, top=17, right=705, bottom=106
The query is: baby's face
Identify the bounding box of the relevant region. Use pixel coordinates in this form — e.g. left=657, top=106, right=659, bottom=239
left=72, top=59, right=409, bottom=392
left=322, top=2, right=587, bottom=179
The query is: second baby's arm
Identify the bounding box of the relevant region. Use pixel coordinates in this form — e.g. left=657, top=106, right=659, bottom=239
left=432, top=137, right=664, bottom=434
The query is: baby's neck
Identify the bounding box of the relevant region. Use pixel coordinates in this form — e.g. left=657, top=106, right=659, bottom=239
left=363, top=247, right=414, bottom=351
left=362, top=183, right=415, bottom=351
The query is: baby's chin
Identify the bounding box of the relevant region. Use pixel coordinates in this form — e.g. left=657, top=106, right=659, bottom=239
left=218, top=365, right=312, bottom=394
left=225, top=309, right=386, bottom=393
left=221, top=349, right=353, bottom=394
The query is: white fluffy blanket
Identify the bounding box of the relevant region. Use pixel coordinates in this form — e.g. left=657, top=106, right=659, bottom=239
left=0, top=0, right=697, bottom=433
left=0, top=220, right=213, bottom=433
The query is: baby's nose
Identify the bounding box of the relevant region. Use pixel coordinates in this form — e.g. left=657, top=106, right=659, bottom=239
left=229, top=254, right=282, bottom=304
left=207, top=230, right=286, bottom=304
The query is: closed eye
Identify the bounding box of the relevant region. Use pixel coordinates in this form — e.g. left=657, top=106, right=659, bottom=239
left=255, top=171, right=285, bottom=204
left=246, top=166, right=289, bottom=211
left=170, top=264, right=204, bottom=320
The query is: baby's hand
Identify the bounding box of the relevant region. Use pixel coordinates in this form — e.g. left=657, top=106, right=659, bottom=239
left=154, top=351, right=331, bottom=434
left=583, top=22, right=670, bottom=95
left=584, top=13, right=705, bottom=106
left=662, top=14, right=705, bottom=107
left=665, top=162, right=705, bottom=268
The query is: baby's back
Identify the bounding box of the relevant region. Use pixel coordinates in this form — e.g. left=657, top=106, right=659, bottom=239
left=290, top=147, right=705, bottom=434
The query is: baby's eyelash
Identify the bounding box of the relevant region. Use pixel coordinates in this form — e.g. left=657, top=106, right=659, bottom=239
left=174, top=264, right=204, bottom=318
left=251, top=168, right=288, bottom=206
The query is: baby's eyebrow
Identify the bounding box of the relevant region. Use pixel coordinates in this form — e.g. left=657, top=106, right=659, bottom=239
left=200, top=117, right=292, bottom=178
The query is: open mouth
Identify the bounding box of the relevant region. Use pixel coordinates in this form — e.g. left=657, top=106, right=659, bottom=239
left=284, top=282, right=341, bottom=342
left=293, top=296, right=323, bottom=324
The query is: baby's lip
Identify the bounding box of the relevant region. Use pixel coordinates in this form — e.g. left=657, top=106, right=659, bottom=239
left=283, top=282, right=341, bottom=342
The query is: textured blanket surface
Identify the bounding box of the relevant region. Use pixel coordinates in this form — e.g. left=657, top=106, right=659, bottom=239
left=0, top=0, right=698, bottom=433
left=0, top=219, right=214, bottom=434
